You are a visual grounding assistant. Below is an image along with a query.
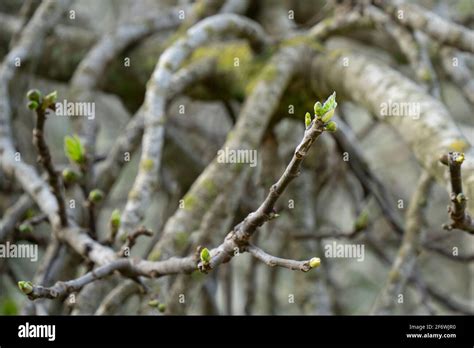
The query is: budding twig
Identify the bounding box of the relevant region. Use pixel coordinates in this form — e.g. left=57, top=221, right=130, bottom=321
left=246, top=244, right=320, bottom=272
left=19, top=93, right=338, bottom=301
left=30, top=90, right=68, bottom=227
left=440, top=152, right=474, bottom=234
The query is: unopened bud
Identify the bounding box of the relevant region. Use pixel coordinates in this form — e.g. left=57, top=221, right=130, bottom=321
left=26, top=89, right=41, bottom=103
left=309, top=257, right=321, bottom=269
left=18, top=281, right=34, bottom=295
left=325, top=121, right=338, bottom=132
left=18, top=223, right=33, bottom=233
left=62, top=168, right=79, bottom=184
left=27, top=100, right=39, bottom=110
left=88, top=189, right=104, bottom=203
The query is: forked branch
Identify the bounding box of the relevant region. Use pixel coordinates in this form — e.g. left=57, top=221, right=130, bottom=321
left=18, top=93, right=339, bottom=301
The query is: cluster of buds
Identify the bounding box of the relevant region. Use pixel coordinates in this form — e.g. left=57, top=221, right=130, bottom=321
left=26, top=89, right=57, bottom=112
left=148, top=299, right=166, bottom=313
left=305, top=92, right=338, bottom=132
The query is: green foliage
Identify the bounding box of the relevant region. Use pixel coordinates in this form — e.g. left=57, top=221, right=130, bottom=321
left=309, top=257, right=321, bottom=269
left=305, top=112, right=311, bottom=128
left=325, top=120, right=338, bottom=132
left=26, top=89, right=42, bottom=103
left=110, top=209, right=121, bottom=229
left=62, top=168, right=79, bottom=184
left=315, top=92, right=337, bottom=120
left=148, top=299, right=166, bottom=312
left=42, top=90, right=58, bottom=109
left=88, top=189, right=104, bottom=203
left=313, top=101, right=322, bottom=116
left=18, top=281, right=33, bottom=295
left=200, top=248, right=211, bottom=264
left=27, top=89, right=57, bottom=111
left=321, top=108, right=335, bottom=123
left=148, top=299, right=159, bottom=307
left=27, top=100, right=39, bottom=110
left=307, top=92, right=338, bottom=131
left=64, top=135, right=86, bottom=165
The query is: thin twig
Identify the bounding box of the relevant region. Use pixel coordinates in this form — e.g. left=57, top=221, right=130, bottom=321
left=21, top=93, right=334, bottom=300
left=32, top=104, right=68, bottom=227
left=246, top=244, right=314, bottom=272
left=375, top=0, right=474, bottom=53
left=440, top=152, right=474, bottom=233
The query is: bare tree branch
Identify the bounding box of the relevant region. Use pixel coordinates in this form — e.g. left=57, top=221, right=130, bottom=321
left=310, top=44, right=474, bottom=213
left=19, top=91, right=335, bottom=301
left=118, top=14, right=269, bottom=240
left=376, top=0, right=474, bottom=53
left=31, top=94, right=68, bottom=227
left=371, top=171, right=433, bottom=314
left=0, top=0, right=71, bottom=231
left=440, top=48, right=474, bottom=105
left=246, top=244, right=317, bottom=272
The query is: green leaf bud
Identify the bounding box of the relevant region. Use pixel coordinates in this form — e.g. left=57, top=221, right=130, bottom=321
left=64, top=135, right=86, bottom=164
left=200, top=248, right=211, bottom=264
left=110, top=209, right=121, bottom=229
left=27, top=100, right=39, bottom=110
left=26, top=89, right=42, bottom=103
left=309, top=257, right=321, bottom=269
left=305, top=112, right=312, bottom=128
left=325, top=120, right=338, bottom=132
left=148, top=299, right=159, bottom=307
left=314, top=101, right=323, bottom=116
left=18, top=281, right=33, bottom=295
left=88, top=189, right=104, bottom=203
left=62, top=168, right=79, bottom=184
left=321, top=108, right=335, bottom=123
left=43, top=90, right=58, bottom=109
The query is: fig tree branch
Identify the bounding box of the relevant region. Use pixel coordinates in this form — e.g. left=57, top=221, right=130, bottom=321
left=440, top=152, right=474, bottom=234
left=0, top=0, right=71, bottom=231
left=246, top=244, right=319, bottom=272
left=18, top=92, right=339, bottom=301
left=371, top=171, right=433, bottom=314
left=30, top=91, right=68, bottom=227
left=118, top=13, right=269, bottom=240
left=375, top=0, right=474, bottom=53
